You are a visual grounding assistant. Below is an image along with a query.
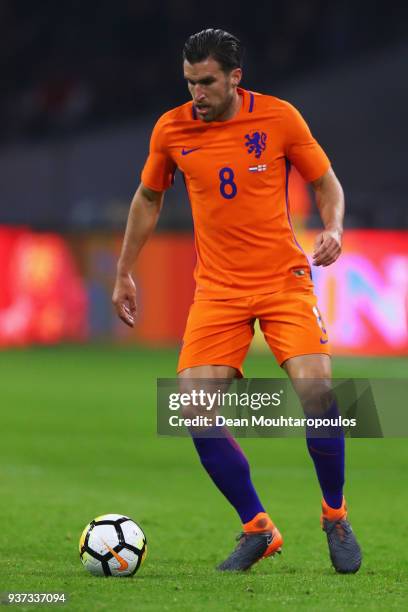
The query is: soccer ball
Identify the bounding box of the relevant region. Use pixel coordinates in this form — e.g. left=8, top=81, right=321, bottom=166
left=79, top=514, right=147, bottom=577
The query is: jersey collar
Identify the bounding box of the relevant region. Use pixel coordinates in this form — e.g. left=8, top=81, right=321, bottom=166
left=191, top=88, right=255, bottom=121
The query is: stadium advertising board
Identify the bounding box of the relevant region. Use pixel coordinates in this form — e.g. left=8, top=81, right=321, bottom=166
left=134, top=230, right=408, bottom=356
left=0, top=228, right=406, bottom=355
left=0, top=227, right=87, bottom=346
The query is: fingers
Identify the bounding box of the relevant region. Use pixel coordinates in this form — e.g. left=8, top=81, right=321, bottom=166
left=313, top=243, right=341, bottom=266
left=112, top=274, right=138, bottom=327
left=312, top=234, right=326, bottom=261
left=112, top=293, right=137, bottom=327
left=127, top=295, right=137, bottom=318
left=313, top=236, right=341, bottom=267
left=313, top=233, right=324, bottom=253
left=117, top=303, right=136, bottom=328
left=314, top=251, right=340, bottom=267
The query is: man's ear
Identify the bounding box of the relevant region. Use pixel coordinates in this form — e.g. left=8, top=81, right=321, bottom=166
left=231, top=67, right=242, bottom=87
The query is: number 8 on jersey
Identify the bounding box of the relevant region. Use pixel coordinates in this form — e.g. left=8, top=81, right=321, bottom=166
left=219, top=167, right=237, bottom=200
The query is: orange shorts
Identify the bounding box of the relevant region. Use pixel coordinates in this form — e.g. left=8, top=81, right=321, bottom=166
left=177, top=287, right=330, bottom=376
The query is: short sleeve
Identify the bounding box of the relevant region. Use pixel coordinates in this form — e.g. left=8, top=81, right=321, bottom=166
left=284, top=102, right=330, bottom=182
left=141, top=115, right=177, bottom=191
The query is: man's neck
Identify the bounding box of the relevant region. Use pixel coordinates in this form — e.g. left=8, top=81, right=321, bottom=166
left=217, top=89, right=242, bottom=122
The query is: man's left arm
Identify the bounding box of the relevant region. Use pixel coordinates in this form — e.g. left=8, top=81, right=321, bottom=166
left=311, top=167, right=344, bottom=267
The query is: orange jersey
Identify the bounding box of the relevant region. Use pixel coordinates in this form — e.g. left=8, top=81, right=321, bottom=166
left=141, top=88, right=330, bottom=299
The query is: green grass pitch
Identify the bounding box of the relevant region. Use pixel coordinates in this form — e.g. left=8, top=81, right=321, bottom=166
left=1, top=346, right=407, bottom=611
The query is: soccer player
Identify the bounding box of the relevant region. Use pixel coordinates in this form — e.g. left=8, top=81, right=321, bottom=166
left=113, top=29, right=362, bottom=573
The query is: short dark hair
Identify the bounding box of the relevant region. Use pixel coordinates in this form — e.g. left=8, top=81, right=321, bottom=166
left=183, top=29, right=243, bottom=73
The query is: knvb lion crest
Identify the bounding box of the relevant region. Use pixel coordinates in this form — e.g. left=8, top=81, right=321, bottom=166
left=245, top=131, right=267, bottom=159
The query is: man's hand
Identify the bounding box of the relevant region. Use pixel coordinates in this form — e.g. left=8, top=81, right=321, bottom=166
left=112, top=183, right=164, bottom=327
left=312, top=229, right=342, bottom=267
left=311, top=168, right=344, bottom=267
left=112, top=272, right=137, bottom=327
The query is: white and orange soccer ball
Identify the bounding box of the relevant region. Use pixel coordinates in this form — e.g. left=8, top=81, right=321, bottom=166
left=79, top=514, right=147, bottom=577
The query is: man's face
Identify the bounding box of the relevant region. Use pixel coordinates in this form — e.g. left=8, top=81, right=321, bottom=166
left=183, top=57, right=242, bottom=122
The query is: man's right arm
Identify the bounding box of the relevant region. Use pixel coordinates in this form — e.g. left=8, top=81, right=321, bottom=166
left=112, top=182, right=164, bottom=327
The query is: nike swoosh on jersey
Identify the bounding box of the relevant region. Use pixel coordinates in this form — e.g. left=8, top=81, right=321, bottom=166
left=320, top=338, right=329, bottom=344
left=181, top=147, right=201, bottom=156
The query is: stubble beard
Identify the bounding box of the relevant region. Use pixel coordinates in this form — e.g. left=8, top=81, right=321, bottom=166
left=205, top=87, right=235, bottom=123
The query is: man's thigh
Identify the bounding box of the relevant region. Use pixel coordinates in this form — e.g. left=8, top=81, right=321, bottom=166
left=256, top=288, right=331, bottom=366
left=177, top=298, right=254, bottom=377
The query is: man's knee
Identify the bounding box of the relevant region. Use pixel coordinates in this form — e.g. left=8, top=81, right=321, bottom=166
left=293, top=378, right=334, bottom=416
left=284, top=354, right=333, bottom=415
left=177, top=367, right=233, bottom=420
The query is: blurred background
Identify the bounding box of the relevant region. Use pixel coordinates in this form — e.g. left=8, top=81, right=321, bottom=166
left=0, top=0, right=407, bottom=355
